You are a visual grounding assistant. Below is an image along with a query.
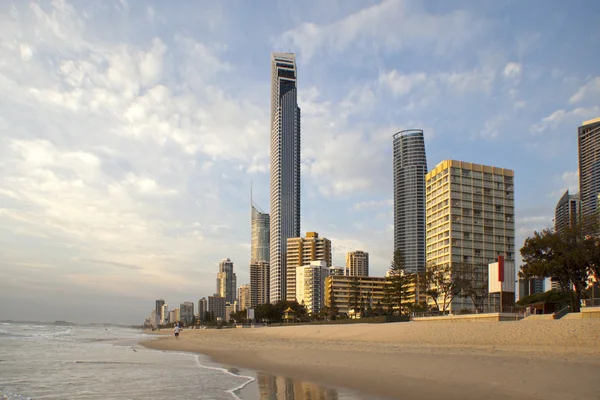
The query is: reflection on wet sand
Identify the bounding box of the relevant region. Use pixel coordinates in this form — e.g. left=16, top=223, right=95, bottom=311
left=256, top=372, right=339, bottom=400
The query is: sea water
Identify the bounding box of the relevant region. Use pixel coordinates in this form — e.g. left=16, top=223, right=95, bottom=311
left=0, top=322, right=377, bottom=399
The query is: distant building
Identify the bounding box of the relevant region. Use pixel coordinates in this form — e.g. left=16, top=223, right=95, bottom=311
left=329, top=266, right=345, bottom=276
left=578, top=117, right=600, bottom=220
left=519, top=277, right=545, bottom=299
left=269, top=52, right=301, bottom=303
left=160, top=304, right=168, bottom=325
left=217, top=258, right=237, bottom=303
left=150, top=309, right=157, bottom=328
left=198, top=297, right=207, bottom=322
left=250, top=261, right=270, bottom=307
left=155, top=299, right=165, bottom=326
left=168, top=310, right=175, bottom=324
left=346, top=250, right=369, bottom=277
left=180, top=302, right=194, bottom=326
left=208, top=295, right=226, bottom=321
left=296, top=261, right=329, bottom=315
left=251, top=198, right=270, bottom=263
left=426, top=160, right=515, bottom=311
left=225, top=301, right=238, bottom=322
left=237, top=284, right=251, bottom=311
left=393, top=129, right=428, bottom=273
left=286, top=232, right=332, bottom=302
left=555, top=190, right=580, bottom=232
left=173, top=308, right=180, bottom=323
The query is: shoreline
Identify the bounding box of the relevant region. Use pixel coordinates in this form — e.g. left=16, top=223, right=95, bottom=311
left=142, top=319, right=600, bottom=400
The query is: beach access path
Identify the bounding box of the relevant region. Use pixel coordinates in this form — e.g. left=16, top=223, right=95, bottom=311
left=143, top=319, right=600, bottom=400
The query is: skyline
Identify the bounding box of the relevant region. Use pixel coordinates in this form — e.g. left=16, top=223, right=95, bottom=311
left=1, top=0, right=599, bottom=324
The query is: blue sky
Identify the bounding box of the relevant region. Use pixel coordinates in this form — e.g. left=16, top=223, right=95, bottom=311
left=1, top=0, right=599, bottom=324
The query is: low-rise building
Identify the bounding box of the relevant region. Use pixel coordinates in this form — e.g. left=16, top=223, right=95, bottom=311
left=296, top=261, right=329, bottom=315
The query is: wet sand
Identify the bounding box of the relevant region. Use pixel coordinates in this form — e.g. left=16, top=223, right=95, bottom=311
left=143, top=319, right=600, bottom=400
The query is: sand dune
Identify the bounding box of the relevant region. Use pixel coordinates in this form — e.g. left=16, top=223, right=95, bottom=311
left=143, top=319, right=600, bottom=399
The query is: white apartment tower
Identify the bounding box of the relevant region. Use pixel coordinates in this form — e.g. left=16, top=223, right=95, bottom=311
left=269, top=52, right=301, bottom=303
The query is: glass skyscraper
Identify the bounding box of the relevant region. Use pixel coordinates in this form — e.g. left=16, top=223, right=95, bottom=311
left=269, top=53, right=301, bottom=303
left=393, top=129, right=427, bottom=273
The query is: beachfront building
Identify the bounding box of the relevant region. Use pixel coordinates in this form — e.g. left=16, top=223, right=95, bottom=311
left=208, top=295, right=226, bottom=321
left=286, top=232, right=332, bottom=302
left=329, top=266, right=345, bottom=276
left=578, top=117, right=600, bottom=221
left=296, top=261, right=329, bottom=315
left=324, top=275, right=426, bottom=316
left=173, top=308, right=180, bottom=323
left=250, top=260, right=270, bottom=307
left=251, top=198, right=270, bottom=264
left=269, top=52, right=301, bottom=303
left=393, top=129, right=428, bottom=273
left=180, top=302, right=194, bottom=326
left=518, top=277, right=545, bottom=300
left=198, top=297, right=207, bottom=322
left=160, top=304, right=168, bottom=325
left=555, top=190, right=581, bottom=233
left=346, top=250, right=369, bottom=277
left=217, top=258, right=237, bottom=304
left=425, top=160, right=515, bottom=311
left=225, top=302, right=237, bottom=322
left=237, top=284, right=251, bottom=311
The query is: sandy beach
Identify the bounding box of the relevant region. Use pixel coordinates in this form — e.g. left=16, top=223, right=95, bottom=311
left=143, top=319, right=600, bottom=400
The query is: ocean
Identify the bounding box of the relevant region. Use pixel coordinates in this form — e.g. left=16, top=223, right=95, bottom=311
left=0, top=322, right=377, bottom=399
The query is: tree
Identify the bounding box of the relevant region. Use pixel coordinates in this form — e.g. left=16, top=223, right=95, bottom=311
left=385, top=250, right=414, bottom=315
left=454, top=262, right=489, bottom=311
left=520, top=224, right=591, bottom=312
left=348, top=276, right=361, bottom=316
left=425, top=263, right=460, bottom=312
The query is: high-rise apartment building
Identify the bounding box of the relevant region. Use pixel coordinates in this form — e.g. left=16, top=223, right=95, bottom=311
left=269, top=52, right=301, bottom=303
left=296, top=260, right=329, bottom=315
left=251, top=197, right=270, bottom=263
left=154, top=299, right=164, bottom=326
left=346, top=250, right=369, bottom=276
left=286, top=232, right=332, bottom=302
left=217, top=258, right=237, bottom=303
left=180, top=302, right=194, bottom=326
left=198, top=297, right=207, bottom=322
left=425, top=160, right=515, bottom=311
left=578, top=117, right=600, bottom=220
left=393, top=129, right=428, bottom=273
left=207, top=295, right=226, bottom=321
left=250, top=261, right=270, bottom=307
left=237, top=284, right=251, bottom=311
left=160, top=304, right=168, bottom=325
left=555, top=190, right=581, bottom=232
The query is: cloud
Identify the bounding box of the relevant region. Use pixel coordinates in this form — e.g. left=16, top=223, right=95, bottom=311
left=569, top=76, right=600, bottom=104
left=378, top=70, right=427, bottom=97
left=275, top=1, right=482, bottom=62
left=530, top=106, right=600, bottom=134
left=503, top=62, right=522, bottom=79
left=353, top=199, right=393, bottom=211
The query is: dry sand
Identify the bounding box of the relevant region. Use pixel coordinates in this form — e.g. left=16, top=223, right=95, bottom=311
left=143, top=319, right=600, bottom=400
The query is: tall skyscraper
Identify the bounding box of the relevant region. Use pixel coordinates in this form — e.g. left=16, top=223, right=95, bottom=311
left=578, top=117, right=600, bottom=220
left=393, top=129, right=427, bottom=273
left=285, top=232, right=332, bottom=302
left=217, top=258, right=237, bottom=303
left=250, top=261, right=270, bottom=307
left=346, top=250, right=369, bottom=276
left=154, top=299, right=164, bottom=326
left=269, top=52, right=301, bottom=303
left=251, top=195, right=270, bottom=263
left=555, top=190, right=581, bottom=232
left=198, top=297, right=207, bottom=322
left=425, top=160, right=515, bottom=311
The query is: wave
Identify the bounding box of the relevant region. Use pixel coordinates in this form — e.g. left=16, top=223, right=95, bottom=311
left=192, top=356, right=255, bottom=400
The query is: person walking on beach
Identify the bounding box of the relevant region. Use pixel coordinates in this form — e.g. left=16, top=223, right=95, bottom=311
left=174, top=324, right=180, bottom=340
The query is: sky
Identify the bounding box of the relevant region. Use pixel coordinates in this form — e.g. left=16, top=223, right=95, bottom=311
left=1, top=0, right=599, bottom=324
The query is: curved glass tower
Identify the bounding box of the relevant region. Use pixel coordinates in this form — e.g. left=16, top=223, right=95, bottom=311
left=251, top=199, right=270, bottom=264
left=393, top=129, right=427, bottom=273
left=269, top=53, right=301, bottom=303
